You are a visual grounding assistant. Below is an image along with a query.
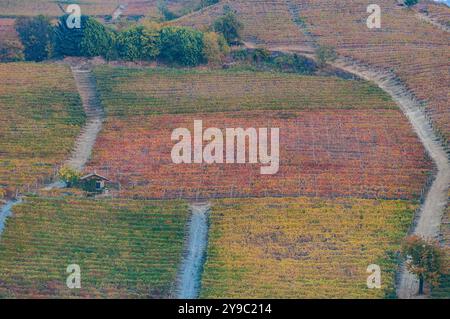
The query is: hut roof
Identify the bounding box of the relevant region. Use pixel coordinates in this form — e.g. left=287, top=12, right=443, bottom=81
left=80, top=172, right=110, bottom=182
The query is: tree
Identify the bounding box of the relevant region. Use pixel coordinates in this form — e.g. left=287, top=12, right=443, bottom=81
left=0, top=39, right=24, bottom=62
left=213, top=6, right=243, bottom=44
left=315, top=45, right=337, bottom=67
left=116, top=25, right=160, bottom=61
left=402, top=236, right=445, bottom=295
left=80, top=17, right=114, bottom=57
left=404, top=0, right=419, bottom=7
left=275, top=53, right=317, bottom=74
left=54, top=15, right=112, bottom=57
left=202, top=32, right=228, bottom=64
left=252, top=48, right=271, bottom=63
left=15, top=15, right=53, bottom=61
left=159, top=26, right=205, bottom=66
left=58, top=166, right=81, bottom=187
left=199, top=0, right=220, bottom=9
left=158, top=1, right=179, bottom=21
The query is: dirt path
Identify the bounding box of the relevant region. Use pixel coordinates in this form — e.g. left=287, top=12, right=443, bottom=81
left=176, top=202, right=210, bottom=299
left=64, top=67, right=104, bottom=172
left=0, top=199, right=22, bottom=235
left=0, top=64, right=104, bottom=236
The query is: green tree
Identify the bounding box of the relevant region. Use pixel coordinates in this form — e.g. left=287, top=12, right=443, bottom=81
left=275, top=53, right=317, bottom=74
left=199, top=0, right=220, bottom=9
left=159, top=26, right=205, bottom=66
left=202, top=32, right=228, bottom=64
left=15, top=15, right=53, bottom=61
left=158, top=1, right=180, bottom=21
left=58, top=166, right=81, bottom=187
left=315, top=45, right=337, bottom=67
left=402, top=236, right=445, bottom=295
left=213, top=6, right=243, bottom=44
left=116, top=25, right=160, bottom=61
left=251, top=48, right=271, bottom=63
left=54, top=15, right=112, bottom=57
left=80, top=17, right=113, bottom=57
left=404, top=0, right=419, bottom=7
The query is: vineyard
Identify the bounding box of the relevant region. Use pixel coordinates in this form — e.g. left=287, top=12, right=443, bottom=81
left=200, top=197, right=417, bottom=298
left=87, top=67, right=432, bottom=200
left=0, top=18, right=17, bottom=42
left=0, top=63, right=85, bottom=198
left=172, top=0, right=312, bottom=47
left=0, top=196, right=189, bottom=298
left=176, top=0, right=450, bottom=145
left=291, top=0, right=450, bottom=144
left=0, top=0, right=206, bottom=18
left=417, top=1, right=450, bottom=27
left=432, top=192, right=450, bottom=298
left=94, top=67, right=397, bottom=116
left=0, top=0, right=117, bottom=17
left=0, top=0, right=447, bottom=300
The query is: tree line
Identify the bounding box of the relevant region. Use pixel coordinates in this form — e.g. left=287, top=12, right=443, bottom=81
left=0, top=7, right=243, bottom=66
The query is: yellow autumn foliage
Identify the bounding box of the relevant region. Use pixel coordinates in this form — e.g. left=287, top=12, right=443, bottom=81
left=201, top=197, right=417, bottom=299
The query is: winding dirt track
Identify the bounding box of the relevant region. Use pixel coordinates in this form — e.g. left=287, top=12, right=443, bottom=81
left=65, top=67, right=104, bottom=172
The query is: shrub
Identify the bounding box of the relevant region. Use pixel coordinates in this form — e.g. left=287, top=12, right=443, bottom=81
left=54, top=15, right=112, bottom=57
left=0, top=39, right=24, bottom=62
left=274, top=54, right=317, bottom=74
left=402, top=236, right=445, bottom=295
left=158, top=1, right=179, bottom=21
left=251, top=48, right=271, bottom=63
left=15, top=15, right=53, bottom=61
left=116, top=25, right=160, bottom=61
left=58, top=166, right=81, bottom=187
left=202, top=32, right=228, bottom=64
left=200, top=0, right=220, bottom=8
left=213, top=6, right=243, bottom=44
left=80, top=17, right=114, bottom=57
left=159, top=26, right=204, bottom=66
left=404, top=0, right=419, bottom=7
left=231, top=48, right=250, bottom=61
left=315, top=45, right=337, bottom=67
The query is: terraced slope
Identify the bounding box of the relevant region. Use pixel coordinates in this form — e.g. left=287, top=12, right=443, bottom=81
left=173, top=0, right=312, bottom=47
left=88, top=67, right=432, bottom=200
left=0, top=196, right=189, bottom=298
left=175, top=0, right=450, bottom=146
left=201, top=197, right=417, bottom=298
left=415, top=1, right=450, bottom=28
left=0, top=63, right=85, bottom=198
left=0, top=0, right=208, bottom=18
left=0, top=18, right=17, bottom=42
left=291, top=0, right=450, bottom=144
left=432, top=194, right=450, bottom=299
